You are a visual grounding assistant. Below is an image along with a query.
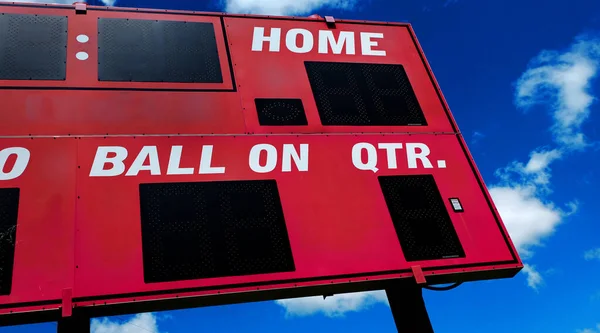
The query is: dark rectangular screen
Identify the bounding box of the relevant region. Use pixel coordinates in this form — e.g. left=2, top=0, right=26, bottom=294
left=98, top=18, right=223, bottom=83
left=0, top=13, right=67, bottom=80
left=378, top=175, right=464, bottom=261
left=255, top=98, right=308, bottom=126
left=305, top=61, right=427, bottom=126
left=0, top=188, right=19, bottom=295
left=139, top=180, right=295, bottom=283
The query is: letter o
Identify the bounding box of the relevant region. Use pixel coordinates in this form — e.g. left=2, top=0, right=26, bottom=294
left=249, top=144, right=278, bottom=173
left=286, top=28, right=314, bottom=53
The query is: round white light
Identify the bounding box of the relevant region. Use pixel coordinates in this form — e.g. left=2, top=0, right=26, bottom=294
left=76, top=34, right=89, bottom=43
left=76, top=52, right=89, bottom=60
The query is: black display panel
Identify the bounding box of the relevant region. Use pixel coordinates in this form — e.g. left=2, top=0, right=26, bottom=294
left=255, top=98, right=309, bottom=126
left=0, top=13, right=67, bottom=81
left=378, top=175, right=464, bottom=261
left=0, top=188, right=19, bottom=295
left=305, top=61, right=427, bottom=126
left=98, top=18, right=223, bottom=83
left=139, top=180, right=295, bottom=283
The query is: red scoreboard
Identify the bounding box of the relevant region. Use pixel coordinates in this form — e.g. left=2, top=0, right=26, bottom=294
left=0, top=2, right=522, bottom=323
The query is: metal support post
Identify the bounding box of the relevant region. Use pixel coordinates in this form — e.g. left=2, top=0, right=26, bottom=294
left=57, top=315, right=90, bottom=333
left=385, top=285, right=434, bottom=333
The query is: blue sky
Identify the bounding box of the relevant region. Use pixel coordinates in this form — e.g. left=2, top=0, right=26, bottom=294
left=2, top=0, right=600, bottom=332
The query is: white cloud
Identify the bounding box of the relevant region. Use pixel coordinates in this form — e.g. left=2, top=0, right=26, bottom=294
left=495, top=148, right=562, bottom=189
left=490, top=149, right=576, bottom=258
left=515, top=36, right=600, bottom=150
left=577, top=323, right=600, bottom=333
left=521, top=264, right=543, bottom=291
left=223, top=0, right=357, bottom=16
left=489, top=186, right=564, bottom=258
left=0, top=0, right=116, bottom=6
left=584, top=248, right=600, bottom=261
left=489, top=35, right=599, bottom=291
left=522, top=149, right=562, bottom=178
left=91, top=313, right=161, bottom=333
left=275, top=290, right=388, bottom=317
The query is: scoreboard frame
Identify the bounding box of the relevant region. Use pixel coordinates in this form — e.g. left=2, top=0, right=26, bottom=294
left=0, top=1, right=522, bottom=327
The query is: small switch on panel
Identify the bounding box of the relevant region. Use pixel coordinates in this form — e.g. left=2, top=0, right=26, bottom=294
left=449, top=198, right=464, bottom=212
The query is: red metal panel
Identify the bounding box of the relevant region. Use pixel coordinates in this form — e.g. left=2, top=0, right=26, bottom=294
left=0, top=139, right=77, bottom=315
left=0, top=90, right=246, bottom=136
left=73, top=134, right=515, bottom=301
left=224, top=17, right=455, bottom=134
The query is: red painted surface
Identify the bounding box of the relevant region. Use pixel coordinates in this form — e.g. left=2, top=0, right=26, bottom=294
left=0, top=2, right=522, bottom=320
left=0, top=139, right=77, bottom=314
left=62, top=288, right=73, bottom=317
left=411, top=266, right=426, bottom=285
left=0, top=91, right=246, bottom=136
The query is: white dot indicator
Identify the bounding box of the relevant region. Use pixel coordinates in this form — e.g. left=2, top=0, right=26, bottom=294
left=437, top=160, right=446, bottom=168
left=76, top=52, right=89, bottom=60
left=76, top=34, right=89, bottom=43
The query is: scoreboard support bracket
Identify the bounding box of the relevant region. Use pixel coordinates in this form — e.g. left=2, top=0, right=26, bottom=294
left=385, top=285, right=435, bottom=333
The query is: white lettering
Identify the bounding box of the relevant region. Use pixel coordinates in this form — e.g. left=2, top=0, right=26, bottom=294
left=406, top=143, right=433, bottom=169
left=286, top=28, right=314, bottom=53
left=318, top=31, right=355, bottom=55
left=249, top=144, right=278, bottom=173
left=199, top=145, right=225, bottom=174
left=252, top=27, right=281, bottom=52
left=126, top=146, right=161, bottom=176
left=167, top=146, right=194, bottom=175
left=0, top=147, right=30, bottom=181
left=377, top=143, right=403, bottom=169
left=282, top=144, right=309, bottom=172
left=252, top=27, right=384, bottom=56
left=90, top=146, right=128, bottom=177
left=360, top=32, right=386, bottom=56
left=352, top=143, right=378, bottom=173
